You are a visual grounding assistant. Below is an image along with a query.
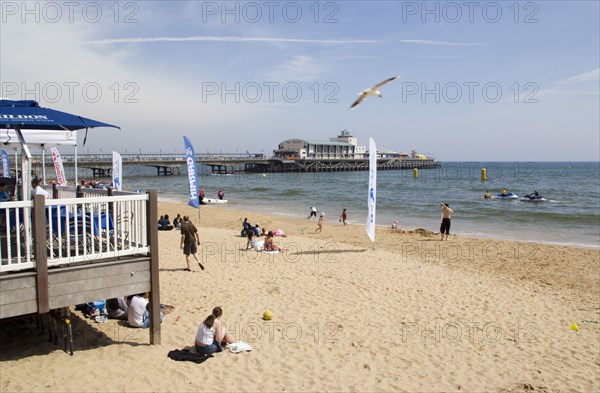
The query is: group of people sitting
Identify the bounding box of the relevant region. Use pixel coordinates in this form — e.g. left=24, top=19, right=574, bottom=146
left=80, top=178, right=110, bottom=189
left=240, top=218, right=287, bottom=252
left=108, top=297, right=237, bottom=355
left=158, top=214, right=183, bottom=230
left=105, top=293, right=168, bottom=328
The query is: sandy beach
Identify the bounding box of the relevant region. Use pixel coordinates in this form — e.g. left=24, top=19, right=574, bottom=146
left=1, top=202, right=599, bottom=392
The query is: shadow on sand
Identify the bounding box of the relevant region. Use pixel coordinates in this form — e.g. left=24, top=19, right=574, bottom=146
left=0, top=312, right=149, bottom=361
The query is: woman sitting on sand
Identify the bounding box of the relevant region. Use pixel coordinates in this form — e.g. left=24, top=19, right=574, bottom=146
left=195, top=315, right=220, bottom=355
left=264, top=231, right=285, bottom=252
left=212, top=307, right=235, bottom=346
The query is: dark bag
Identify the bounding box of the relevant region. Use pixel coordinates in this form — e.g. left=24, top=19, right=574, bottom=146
left=167, top=349, right=212, bottom=364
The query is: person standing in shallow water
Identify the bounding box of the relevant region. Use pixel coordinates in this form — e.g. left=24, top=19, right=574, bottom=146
left=180, top=216, right=204, bottom=271
left=340, top=209, right=347, bottom=226
left=439, top=203, right=453, bottom=241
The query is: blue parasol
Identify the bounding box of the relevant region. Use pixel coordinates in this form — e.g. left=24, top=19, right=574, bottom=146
left=0, top=99, right=119, bottom=198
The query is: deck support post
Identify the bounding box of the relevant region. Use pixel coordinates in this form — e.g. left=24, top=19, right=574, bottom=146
left=33, top=195, right=49, bottom=314
left=146, top=191, right=160, bottom=345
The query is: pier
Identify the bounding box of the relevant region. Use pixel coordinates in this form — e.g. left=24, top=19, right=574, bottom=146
left=29, top=152, right=268, bottom=178
left=245, top=157, right=441, bottom=173
left=27, top=152, right=440, bottom=179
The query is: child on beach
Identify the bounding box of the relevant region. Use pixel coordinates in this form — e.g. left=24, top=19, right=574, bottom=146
left=245, top=229, right=255, bottom=250
left=316, top=212, right=326, bottom=233
left=340, top=209, right=347, bottom=226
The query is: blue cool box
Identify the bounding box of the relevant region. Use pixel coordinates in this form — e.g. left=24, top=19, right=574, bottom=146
left=91, top=300, right=105, bottom=309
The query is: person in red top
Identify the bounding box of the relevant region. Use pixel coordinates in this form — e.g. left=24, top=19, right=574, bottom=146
left=340, top=208, right=347, bottom=226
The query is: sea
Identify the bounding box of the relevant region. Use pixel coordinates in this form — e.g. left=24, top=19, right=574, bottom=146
left=81, top=161, right=600, bottom=248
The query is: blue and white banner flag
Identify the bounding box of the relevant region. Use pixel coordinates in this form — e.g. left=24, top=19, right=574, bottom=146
left=183, top=136, right=200, bottom=208
left=112, top=151, right=122, bottom=191
left=0, top=150, right=9, bottom=176
left=366, top=137, right=377, bottom=243
left=50, top=147, right=67, bottom=186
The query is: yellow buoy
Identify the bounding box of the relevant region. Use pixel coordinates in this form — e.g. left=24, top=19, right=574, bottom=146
left=413, top=168, right=418, bottom=178
left=570, top=322, right=579, bottom=331
left=481, top=168, right=487, bottom=181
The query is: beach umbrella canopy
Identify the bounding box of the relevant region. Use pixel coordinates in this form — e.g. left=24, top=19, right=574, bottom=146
left=0, top=99, right=119, bottom=131
left=0, top=99, right=119, bottom=198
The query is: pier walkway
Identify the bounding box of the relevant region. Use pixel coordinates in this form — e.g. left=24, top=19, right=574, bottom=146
left=31, top=153, right=268, bottom=177
left=28, top=153, right=441, bottom=178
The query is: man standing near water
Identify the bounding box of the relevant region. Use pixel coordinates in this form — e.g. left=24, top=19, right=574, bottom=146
left=180, top=216, right=204, bottom=271
left=440, top=203, right=453, bottom=241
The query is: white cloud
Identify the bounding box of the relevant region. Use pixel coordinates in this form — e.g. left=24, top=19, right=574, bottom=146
left=84, top=36, right=384, bottom=45
left=0, top=21, right=270, bottom=150
left=268, top=55, right=327, bottom=82
left=398, top=39, right=484, bottom=46
left=557, top=68, right=600, bottom=86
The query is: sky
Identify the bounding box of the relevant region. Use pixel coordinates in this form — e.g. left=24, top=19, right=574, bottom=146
left=1, top=0, right=599, bottom=161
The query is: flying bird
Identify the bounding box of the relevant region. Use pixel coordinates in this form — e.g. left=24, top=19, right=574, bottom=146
left=349, top=75, right=401, bottom=110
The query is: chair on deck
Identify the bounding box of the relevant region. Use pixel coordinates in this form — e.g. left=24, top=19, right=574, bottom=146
left=112, top=212, right=134, bottom=249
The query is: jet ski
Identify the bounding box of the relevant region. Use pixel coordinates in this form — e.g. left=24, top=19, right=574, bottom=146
left=493, top=192, right=518, bottom=199
left=521, top=193, right=546, bottom=202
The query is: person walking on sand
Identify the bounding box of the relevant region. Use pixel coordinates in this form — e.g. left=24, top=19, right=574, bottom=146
left=340, top=208, right=347, bottom=226
left=316, top=212, right=326, bottom=233
left=308, top=206, right=317, bottom=219
left=180, top=216, right=204, bottom=271
left=439, top=203, right=453, bottom=241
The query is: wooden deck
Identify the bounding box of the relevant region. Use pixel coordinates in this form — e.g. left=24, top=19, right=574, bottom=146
left=0, top=187, right=161, bottom=349
left=1, top=257, right=151, bottom=319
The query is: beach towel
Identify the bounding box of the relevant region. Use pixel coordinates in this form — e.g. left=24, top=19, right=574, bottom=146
left=262, top=250, right=279, bottom=254
left=167, top=349, right=212, bottom=364
left=228, top=341, right=252, bottom=353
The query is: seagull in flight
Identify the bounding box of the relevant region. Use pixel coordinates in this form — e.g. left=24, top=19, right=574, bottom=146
left=349, top=75, right=401, bottom=110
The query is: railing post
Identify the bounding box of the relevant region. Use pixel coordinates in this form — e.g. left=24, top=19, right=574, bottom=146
left=33, top=195, right=49, bottom=314
left=146, top=191, right=160, bottom=345
left=107, top=187, right=114, bottom=215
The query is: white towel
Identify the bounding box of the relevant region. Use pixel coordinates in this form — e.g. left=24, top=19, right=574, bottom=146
left=229, top=340, right=252, bottom=353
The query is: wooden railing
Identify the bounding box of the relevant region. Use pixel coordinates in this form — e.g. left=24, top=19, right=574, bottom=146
left=1, top=191, right=150, bottom=272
